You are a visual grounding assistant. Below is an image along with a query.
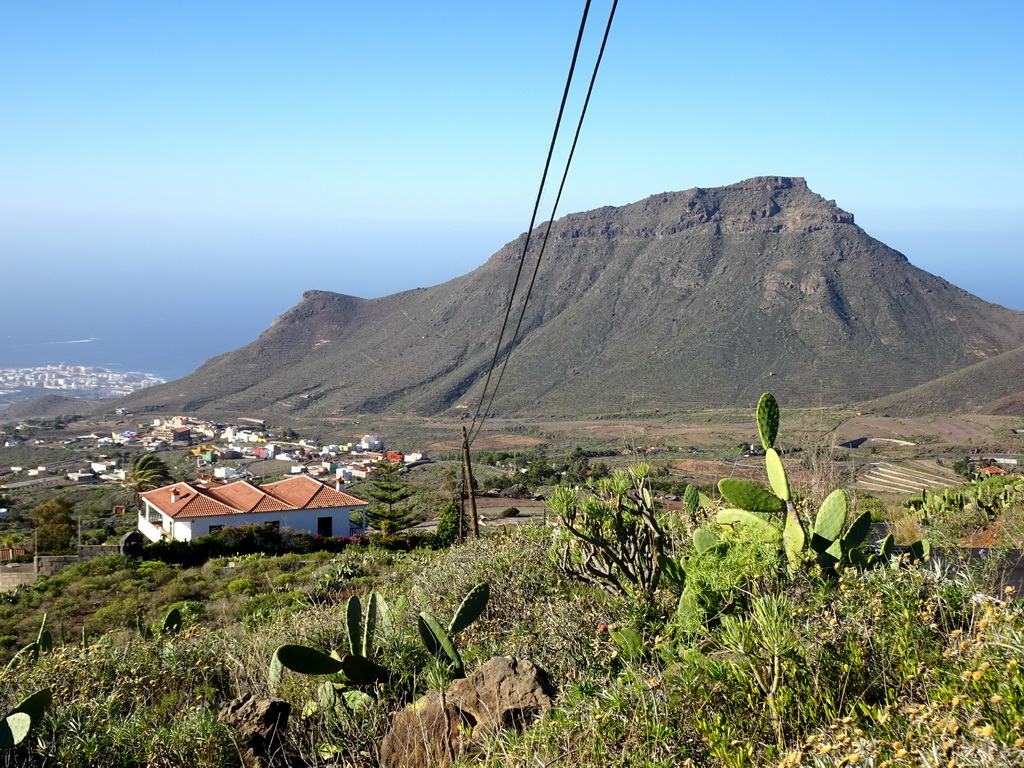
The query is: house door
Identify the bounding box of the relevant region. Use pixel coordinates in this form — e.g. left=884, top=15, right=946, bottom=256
left=317, top=517, right=332, bottom=537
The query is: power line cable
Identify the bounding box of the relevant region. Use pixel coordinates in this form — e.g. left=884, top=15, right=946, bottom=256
left=468, top=0, right=618, bottom=446
left=467, top=0, right=595, bottom=439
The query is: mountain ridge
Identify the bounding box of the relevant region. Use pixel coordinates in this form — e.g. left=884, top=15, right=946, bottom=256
left=117, top=177, right=1024, bottom=418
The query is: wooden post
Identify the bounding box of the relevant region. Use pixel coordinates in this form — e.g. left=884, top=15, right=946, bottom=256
left=458, top=463, right=467, bottom=545
left=461, top=427, right=480, bottom=537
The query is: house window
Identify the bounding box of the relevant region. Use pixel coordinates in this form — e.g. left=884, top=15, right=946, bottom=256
left=208, top=525, right=224, bottom=534
left=317, top=516, right=333, bottom=537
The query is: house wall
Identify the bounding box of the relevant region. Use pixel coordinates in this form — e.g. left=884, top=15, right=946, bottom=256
left=169, top=518, right=193, bottom=542
left=137, top=501, right=366, bottom=542
left=0, top=563, right=37, bottom=591
left=138, top=513, right=165, bottom=543
left=189, top=506, right=360, bottom=539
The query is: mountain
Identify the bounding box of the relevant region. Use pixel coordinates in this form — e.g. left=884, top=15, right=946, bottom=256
left=118, top=177, right=1024, bottom=419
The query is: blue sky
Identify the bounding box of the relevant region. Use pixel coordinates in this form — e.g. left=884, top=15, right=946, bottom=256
left=1, top=1, right=1022, bottom=379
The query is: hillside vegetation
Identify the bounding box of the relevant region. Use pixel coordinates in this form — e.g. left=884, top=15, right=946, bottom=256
left=2, top=399, right=1024, bottom=767
left=865, top=346, right=1024, bottom=417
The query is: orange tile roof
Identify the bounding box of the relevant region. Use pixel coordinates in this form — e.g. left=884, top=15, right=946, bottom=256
left=140, top=482, right=238, bottom=520
left=206, top=481, right=291, bottom=513
left=261, top=474, right=323, bottom=508
left=140, top=475, right=365, bottom=520
left=262, top=477, right=366, bottom=510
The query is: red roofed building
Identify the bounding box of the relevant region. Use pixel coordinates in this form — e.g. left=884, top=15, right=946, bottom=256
left=138, top=475, right=367, bottom=543
left=978, top=466, right=1008, bottom=476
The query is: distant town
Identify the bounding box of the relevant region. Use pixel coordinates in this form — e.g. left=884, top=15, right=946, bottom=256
left=1, top=412, right=428, bottom=489
left=0, top=365, right=163, bottom=400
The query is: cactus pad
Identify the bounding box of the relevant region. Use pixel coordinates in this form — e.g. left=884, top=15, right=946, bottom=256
left=0, top=712, right=31, bottom=749
left=418, top=613, right=463, bottom=676
left=757, top=393, right=780, bottom=450
left=814, top=490, right=848, bottom=542
left=717, top=508, right=782, bottom=539
left=842, top=510, right=872, bottom=549
left=270, top=644, right=345, bottom=687
left=718, top=478, right=785, bottom=515
left=344, top=595, right=363, bottom=656
left=610, top=627, right=644, bottom=661
left=448, top=582, right=489, bottom=636
left=692, top=527, right=719, bottom=555
left=765, top=448, right=790, bottom=501
left=783, top=507, right=806, bottom=570
left=658, top=554, right=686, bottom=588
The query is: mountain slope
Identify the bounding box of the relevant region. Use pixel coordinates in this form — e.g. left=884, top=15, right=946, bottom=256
left=864, top=345, right=1024, bottom=417
left=118, top=177, right=1024, bottom=418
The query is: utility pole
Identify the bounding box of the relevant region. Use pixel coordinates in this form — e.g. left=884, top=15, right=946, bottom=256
left=461, top=427, right=479, bottom=537
left=458, top=463, right=467, bottom=545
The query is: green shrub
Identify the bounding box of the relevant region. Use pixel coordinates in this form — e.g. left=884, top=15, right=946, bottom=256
left=226, top=578, right=258, bottom=597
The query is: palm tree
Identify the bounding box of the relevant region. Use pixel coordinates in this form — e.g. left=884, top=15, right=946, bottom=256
left=121, top=453, right=174, bottom=510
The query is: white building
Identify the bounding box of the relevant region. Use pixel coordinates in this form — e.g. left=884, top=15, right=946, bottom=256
left=358, top=435, right=383, bottom=451
left=137, top=475, right=368, bottom=542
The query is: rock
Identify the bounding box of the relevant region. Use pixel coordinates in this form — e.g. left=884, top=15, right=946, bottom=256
left=447, top=656, right=554, bottom=737
left=378, top=689, right=469, bottom=768
left=218, top=694, right=291, bottom=768
left=379, top=657, right=555, bottom=768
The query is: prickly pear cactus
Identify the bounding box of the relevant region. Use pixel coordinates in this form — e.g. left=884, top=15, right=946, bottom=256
left=783, top=507, right=806, bottom=572
left=765, top=448, right=790, bottom=501
left=448, top=582, right=489, bottom=636
left=692, top=527, right=719, bottom=555
left=718, top=478, right=786, bottom=515
left=418, top=612, right=463, bottom=676
left=269, top=644, right=345, bottom=688
left=717, top=508, right=783, bottom=539
left=757, top=393, right=780, bottom=451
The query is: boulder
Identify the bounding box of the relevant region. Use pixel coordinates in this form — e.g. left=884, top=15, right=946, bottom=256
left=218, top=693, right=291, bottom=768
left=380, top=657, right=554, bottom=768
left=447, top=656, right=554, bottom=736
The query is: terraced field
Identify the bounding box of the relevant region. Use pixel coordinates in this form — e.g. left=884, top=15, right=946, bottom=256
left=853, top=459, right=961, bottom=497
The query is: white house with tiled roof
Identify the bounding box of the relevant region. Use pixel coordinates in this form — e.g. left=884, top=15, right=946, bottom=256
left=137, top=475, right=367, bottom=543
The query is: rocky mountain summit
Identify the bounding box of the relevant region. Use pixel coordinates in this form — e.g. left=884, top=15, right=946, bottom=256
left=119, top=177, right=1024, bottom=418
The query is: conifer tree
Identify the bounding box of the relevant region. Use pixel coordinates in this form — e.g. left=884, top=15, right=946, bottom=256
left=364, top=461, right=418, bottom=535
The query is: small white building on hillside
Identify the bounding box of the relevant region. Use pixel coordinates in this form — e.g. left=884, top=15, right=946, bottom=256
left=358, top=435, right=383, bottom=451
left=138, top=475, right=367, bottom=543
